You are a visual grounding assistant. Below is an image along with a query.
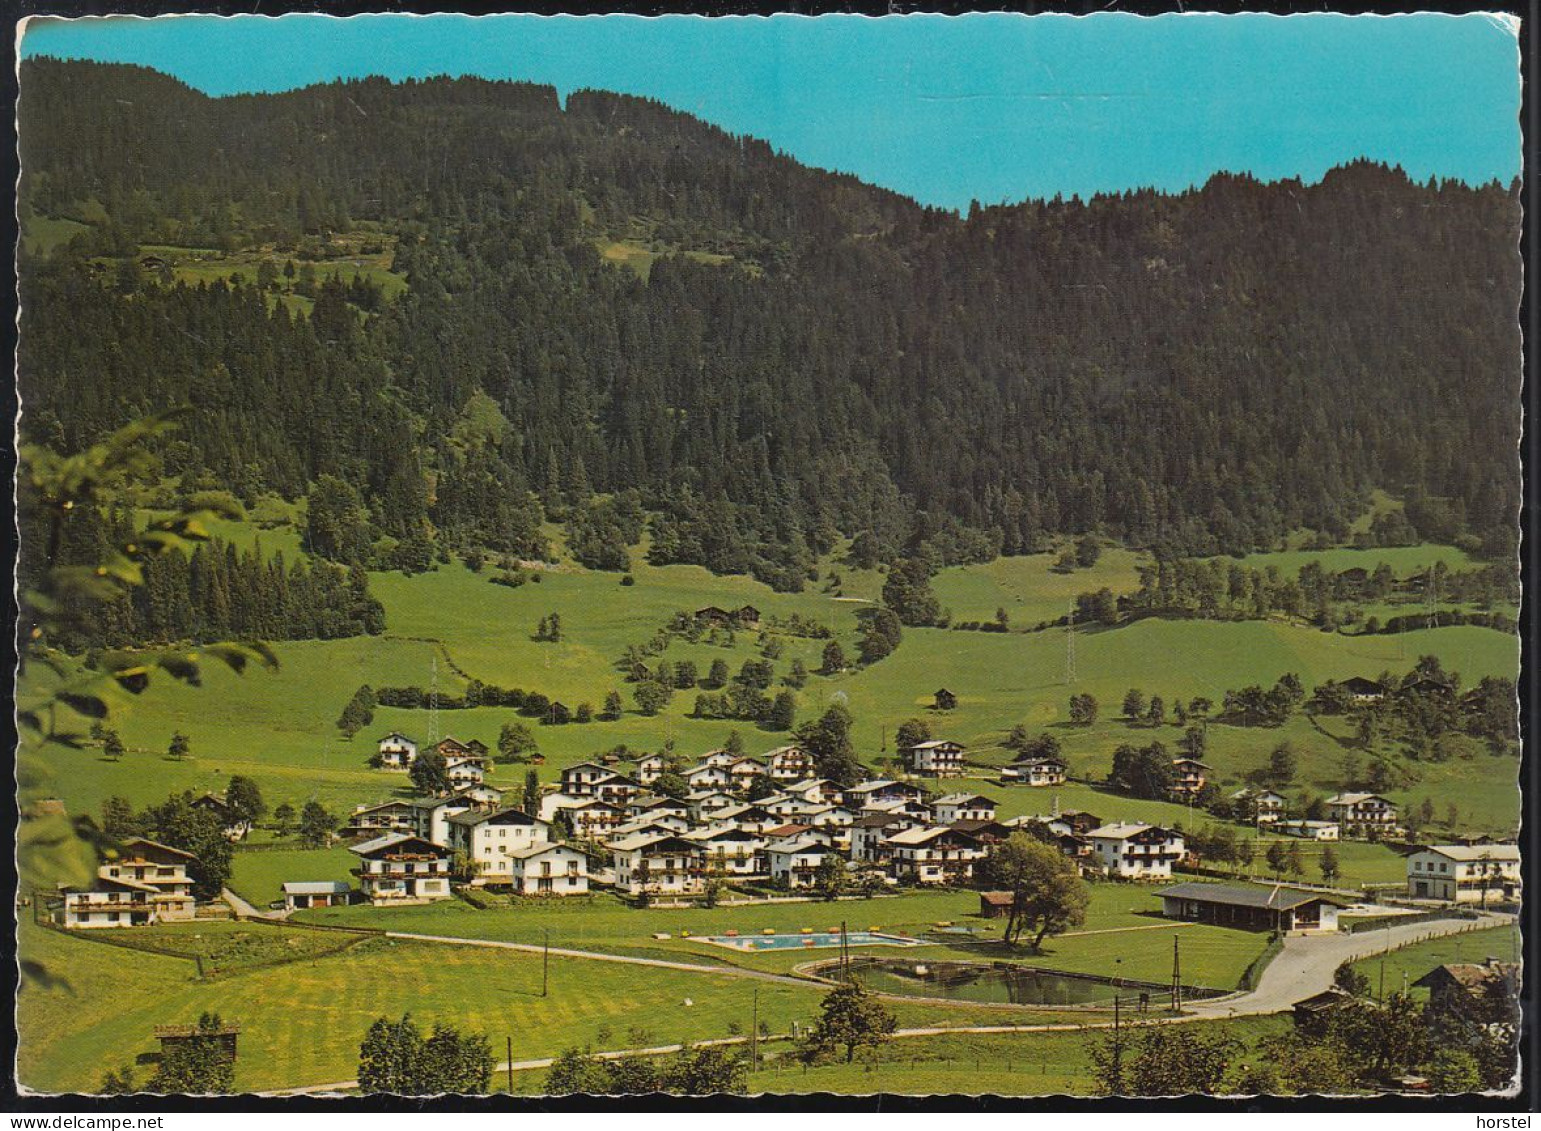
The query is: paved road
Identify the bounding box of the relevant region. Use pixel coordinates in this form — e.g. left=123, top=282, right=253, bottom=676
left=221, top=886, right=287, bottom=921
left=1187, top=912, right=1512, bottom=1019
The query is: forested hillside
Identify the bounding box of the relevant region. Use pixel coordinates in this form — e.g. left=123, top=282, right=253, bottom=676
left=18, top=58, right=1522, bottom=597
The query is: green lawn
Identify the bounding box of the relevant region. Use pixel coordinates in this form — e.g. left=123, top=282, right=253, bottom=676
left=304, top=884, right=1269, bottom=991
left=229, top=847, right=359, bottom=908
left=15, top=917, right=1097, bottom=1094
left=931, top=547, right=1146, bottom=629
left=91, top=919, right=365, bottom=976
left=729, top=1016, right=1291, bottom=1097
left=20, top=517, right=1520, bottom=865
left=1348, top=924, right=1520, bottom=1001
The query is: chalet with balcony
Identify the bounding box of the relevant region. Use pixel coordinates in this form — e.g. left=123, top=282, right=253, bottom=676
left=932, top=793, right=997, bottom=824
left=765, top=745, right=816, bottom=781
left=885, top=826, right=986, bottom=885
left=1169, top=758, right=1211, bottom=798
left=1326, top=793, right=1401, bottom=838
left=687, top=825, right=768, bottom=876
left=342, top=800, right=418, bottom=840
left=350, top=833, right=453, bottom=904
left=767, top=838, right=839, bottom=889
left=377, top=732, right=418, bottom=769
left=59, top=838, right=199, bottom=929
left=901, top=739, right=966, bottom=778
left=507, top=843, right=590, bottom=896
left=1087, top=823, right=1185, bottom=880
left=610, top=833, right=705, bottom=896
left=1004, top=755, right=1068, bottom=786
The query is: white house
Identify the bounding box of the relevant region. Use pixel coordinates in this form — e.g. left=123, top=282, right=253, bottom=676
left=699, top=749, right=738, bottom=768
left=561, top=762, right=615, bottom=797
left=849, top=813, right=923, bottom=863
left=444, top=756, right=486, bottom=789
left=932, top=793, right=997, bottom=824
left=592, top=774, right=644, bottom=807
left=1086, top=823, right=1186, bottom=880
left=562, top=799, right=628, bottom=842
left=190, top=793, right=251, bottom=841
left=885, top=826, right=986, bottom=884
left=1276, top=819, right=1341, bottom=841
left=634, top=754, right=667, bottom=786
left=844, top=780, right=927, bottom=809
left=901, top=740, right=966, bottom=778
left=1325, top=793, right=1401, bottom=837
left=377, top=732, right=418, bottom=770
left=765, top=745, right=816, bottom=782
left=611, top=813, right=693, bottom=839
left=686, top=763, right=732, bottom=791
left=686, top=825, right=767, bottom=876
left=628, top=796, right=693, bottom=822
left=1406, top=845, right=1521, bottom=904
left=686, top=790, right=738, bottom=823
left=342, top=800, right=419, bottom=840
left=1003, top=757, right=1068, bottom=787
left=766, top=838, right=839, bottom=889
left=445, top=808, right=553, bottom=884
left=507, top=843, right=590, bottom=896
left=60, top=838, right=198, bottom=928
left=1231, top=789, right=1286, bottom=824
left=610, top=833, right=705, bottom=896
left=782, top=778, right=842, bottom=805
left=350, top=833, right=453, bottom=904
left=711, top=803, right=783, bottom=834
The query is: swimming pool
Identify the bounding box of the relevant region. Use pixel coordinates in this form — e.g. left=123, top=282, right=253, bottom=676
left=697, top=931, right=921, bottom=951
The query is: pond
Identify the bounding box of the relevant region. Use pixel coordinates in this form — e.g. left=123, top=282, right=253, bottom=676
left=832, top=958, right=1221, bottom=1008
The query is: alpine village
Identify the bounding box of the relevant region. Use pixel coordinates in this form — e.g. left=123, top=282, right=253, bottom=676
left=14, top=53, right=1521, bottom=1099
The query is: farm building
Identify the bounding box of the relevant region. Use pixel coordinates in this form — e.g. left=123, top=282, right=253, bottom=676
left=933, top=688, right=958, bottom=711
left=1158, top=882, right=1347, bottom=933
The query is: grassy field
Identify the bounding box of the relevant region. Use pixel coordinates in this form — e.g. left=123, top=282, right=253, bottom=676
left=229, top=847, right=359, bottom=908
left=1347, top=924, right=1521, bottom=1001
left=21, top=515, right=1521, bottom=844
left=90, top=919, right=367, bottom=976
left=727, top=1016, right=1293, bottom=1097
left=930, top=547, right=1146, bottom=628
left=301, top=884, right=1269, bottom=990
left=15, top=917, right=1103, bottom=1094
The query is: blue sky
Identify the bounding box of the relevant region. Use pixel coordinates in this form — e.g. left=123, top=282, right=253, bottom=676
left=19, top=12, right=1521, bottom=211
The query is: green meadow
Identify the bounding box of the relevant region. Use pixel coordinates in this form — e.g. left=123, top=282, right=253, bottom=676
left=1347, top=924, right=1521, bottom=1001
left=23, top=519, right=1519, bottom=839
left=299, top=883, right=1267, bottom=990
left=15, top=916, right=1098, bottom=1094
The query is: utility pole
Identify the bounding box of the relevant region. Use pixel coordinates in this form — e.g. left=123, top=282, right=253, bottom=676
left=543, top=928, right=550, bottom=997
left=506, top=1035, right=514, bottom=1094
left=751, top=986, right=760, bottom=1072
left=1065, top=601, right=1076, bottom=685
left=1164, top=936, right=1177, bottom=1016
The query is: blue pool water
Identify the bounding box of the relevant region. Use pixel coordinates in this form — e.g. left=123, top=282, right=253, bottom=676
left=698, top=931, right=920, bottom=951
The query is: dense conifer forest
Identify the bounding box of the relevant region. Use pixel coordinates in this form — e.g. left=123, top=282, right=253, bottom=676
left=17, top=58, right=1522, bottom=603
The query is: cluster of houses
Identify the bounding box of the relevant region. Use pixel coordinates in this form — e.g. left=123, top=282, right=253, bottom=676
left=320, top=733, right=1204, bottom=903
